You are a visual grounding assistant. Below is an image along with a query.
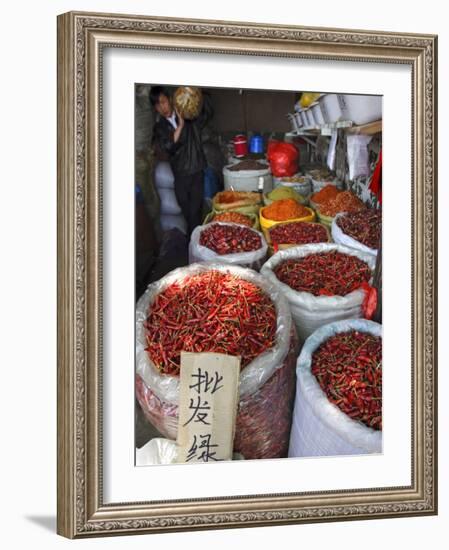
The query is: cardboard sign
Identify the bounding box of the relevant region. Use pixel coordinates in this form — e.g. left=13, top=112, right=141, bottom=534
left=176, top=352, right=240, bottom=463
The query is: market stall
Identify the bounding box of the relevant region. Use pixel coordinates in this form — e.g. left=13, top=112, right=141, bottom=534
left=134, top=85, right=382, bottom=465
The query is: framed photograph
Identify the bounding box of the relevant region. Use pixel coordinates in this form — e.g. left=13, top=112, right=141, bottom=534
left=57, top=11, right=437, bottom=538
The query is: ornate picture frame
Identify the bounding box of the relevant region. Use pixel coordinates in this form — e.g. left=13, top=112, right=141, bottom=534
left=57, top=11, right=437, bottom=538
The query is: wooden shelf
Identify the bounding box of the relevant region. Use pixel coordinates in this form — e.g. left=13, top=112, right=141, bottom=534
left=345, top=120, right=382, bottom=135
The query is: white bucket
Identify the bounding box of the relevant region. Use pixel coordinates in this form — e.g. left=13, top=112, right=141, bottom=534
left=294, top=112, right=304, bottom=129
left=304, top=108, right=316, bottom=127
left=223, top=164, right=273, bottom=193
left=311, top=101, right=325, bottom=125
left=338, top=94, right=382, bottom=125
left=319, top=94, right=344, bottom=124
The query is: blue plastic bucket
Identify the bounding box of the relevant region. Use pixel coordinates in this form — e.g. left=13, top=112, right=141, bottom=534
left=249, top=134, right=264, bottom=154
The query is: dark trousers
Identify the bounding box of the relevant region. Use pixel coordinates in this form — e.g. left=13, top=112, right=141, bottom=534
left=173, top=170, right=204, bottom=236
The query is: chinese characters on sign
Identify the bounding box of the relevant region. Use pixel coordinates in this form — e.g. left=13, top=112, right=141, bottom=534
left=176, top=353, right=240, bottom=463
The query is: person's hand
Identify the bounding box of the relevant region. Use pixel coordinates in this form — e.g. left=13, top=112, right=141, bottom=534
left=173, top=108, right=185, bottom=144
left=175, top=107, right=185, bottom=128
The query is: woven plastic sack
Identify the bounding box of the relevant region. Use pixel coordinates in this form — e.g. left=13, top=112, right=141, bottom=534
left=212, top=191, right=262, bottom=215
left=136, top=438, right=178, bottom=466
left=273, top=174, right=312, bottom=197
left=203, top=211, right=260, bottom=231
left=311, top=177, right=343, bottom=194
left=154, top=161, right=175, bottom=189
left=188, top=222, right=268, bottom=270
left=158, top=187, right=182, bottom=215
left=160, top=214, right=187, bottom=234
left=260, top=243, right=376, bottom=342
left=331, top=213, right=378, bottom=257
left=288, top=319, right=382, bottom=457
left=136, top=262, right=298, bottom=459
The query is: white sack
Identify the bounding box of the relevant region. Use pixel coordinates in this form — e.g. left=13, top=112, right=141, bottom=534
left=136, top=438, right=245, bottom=465
left=188, top=222, right=268, bottom=270
left=154, top=161, right=175, bottom=189
left=136, top=262, right=292, bottom=405
left=260, top=243, right=376, bottom=342
left=160, top=214, right=187, bottom=234
left=158, top=187, right=182, bottom=215
left=331, top=213, right=378, bottom=257
left=136, top=438, right=178, bottom=466
left=288, top=318, right=382, bottom=457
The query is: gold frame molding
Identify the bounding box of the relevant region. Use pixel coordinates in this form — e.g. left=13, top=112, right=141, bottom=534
left=57, top=11, right=438, bottom=539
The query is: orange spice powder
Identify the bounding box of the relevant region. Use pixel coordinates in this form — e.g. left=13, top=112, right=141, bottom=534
left=263, top=199, right=309, bottom=222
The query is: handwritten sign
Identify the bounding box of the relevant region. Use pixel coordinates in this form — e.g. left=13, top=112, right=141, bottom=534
left=176, top=352, right=240, bottom=463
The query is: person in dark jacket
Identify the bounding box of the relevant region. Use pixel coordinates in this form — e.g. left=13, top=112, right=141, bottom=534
left=150, top=86, right=208, bottom=236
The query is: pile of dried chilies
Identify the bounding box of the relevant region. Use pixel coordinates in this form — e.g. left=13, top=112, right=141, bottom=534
left=311, top=330, right=382, bottom=430
left=337, top=210, right=381, bottom=250
left=199, top=224, right=262, bottom=255
left=212, top=211, right=253, bottom=227
left=319, top=191, right=365, bottom=217
left=311, top=184, right=341, bottom=205
left=273, top=251, right=371, bottom=296
left=269, top=222, right=328, bottom=246
left=145, top=271, right=277, bottom=375
left=263, top=199, right=310, bottom=222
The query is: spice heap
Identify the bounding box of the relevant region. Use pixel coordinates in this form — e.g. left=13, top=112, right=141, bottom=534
left=319, top=191, right=365, bottom=217
left=145, top=271, right=277, bottom=375
left=228, top=159, right=268, bottom=171
left=199, top=224, right=262, bottom=255
left=214, top=190, right=261, bottom=207
left=269, top=222, right=328, bottom=246
left=273, top=251, right=371, bottom=296
left=263, top=199, right=310, bottom=222
left=267, top=187, right=303, bottom=202
left=311, top=330, right=382, bottom=430
left=212, top=211, right=253, bottom=227
left=311, top=184, right=341, bottom=205
left=278, top=175, right=308, bottom=184
left=337, top=210, right=381, bottom=250
left=237, top=153, right=265, bottom=161
left=308, top=168, right=333, bottom=180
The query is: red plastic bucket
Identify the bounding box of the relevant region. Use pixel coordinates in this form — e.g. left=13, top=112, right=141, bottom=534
left=234, top=134, right=248, bottom=157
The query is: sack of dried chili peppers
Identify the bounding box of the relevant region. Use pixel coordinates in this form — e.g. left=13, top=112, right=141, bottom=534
left=288, top=319, right=382, bottom=457
left=260, top=243, right=376, bottom=342
left=135, top=263, right=299, bottom=460
left=331, top=210, right=381, bottom=257
left=189, top=222, right=268, bottom=270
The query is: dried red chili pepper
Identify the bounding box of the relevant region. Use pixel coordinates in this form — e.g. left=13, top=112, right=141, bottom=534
left=199, top=224, right=262, bottom=255
left=269, top=222, right=329, bottom=246
left=273, top=251, right=371, bottom=297
left=144, top=270, right=277, bottom=375
left=211, top=211, right=253, bottom=227
left=336, top=209, right=381, bottom=250
left=319, top=191, right=365, bottom=217
left=311, top=330, right=382, bottom=430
